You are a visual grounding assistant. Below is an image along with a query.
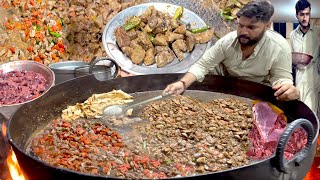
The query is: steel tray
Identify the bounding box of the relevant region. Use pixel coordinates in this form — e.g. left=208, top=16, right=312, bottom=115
left=102, top=2, right=211, bottom=75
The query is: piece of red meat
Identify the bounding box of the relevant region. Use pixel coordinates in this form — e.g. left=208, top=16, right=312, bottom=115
left=247, top=102, right=307, bottom=160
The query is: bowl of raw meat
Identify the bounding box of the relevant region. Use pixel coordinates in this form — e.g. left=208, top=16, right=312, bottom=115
left=0, top=60, right=55, bottom=119
left=292, top=52, right=313, bottom=69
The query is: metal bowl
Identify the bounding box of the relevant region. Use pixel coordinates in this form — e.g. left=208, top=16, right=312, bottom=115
left=49, top=61, right=89, bottom=84
left=102, top=2, right=211, bottom=75
left=292, top=52, right=313, bottom=69
left=0, top=60, right=55, bottom=119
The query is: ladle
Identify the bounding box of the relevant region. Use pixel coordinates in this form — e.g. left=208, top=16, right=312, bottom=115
left=103, top=93, right=171, bottom=117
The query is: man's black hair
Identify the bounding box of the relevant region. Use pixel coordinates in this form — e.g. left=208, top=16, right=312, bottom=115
left=236, top=0, right=274, bottom=22
left=295, top=0, right=311, bottom=15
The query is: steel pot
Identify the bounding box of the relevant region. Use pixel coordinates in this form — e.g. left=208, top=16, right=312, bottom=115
left=5, top=74, right=320, bottom=180
left=49, top=58, right=119, bottom=84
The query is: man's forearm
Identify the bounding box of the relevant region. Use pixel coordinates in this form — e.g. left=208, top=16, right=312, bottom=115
left=179, top=72, right=197, bottom=89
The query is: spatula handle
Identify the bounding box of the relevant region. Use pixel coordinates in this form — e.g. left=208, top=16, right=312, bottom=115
left=126, top=93, right=171, bottom=109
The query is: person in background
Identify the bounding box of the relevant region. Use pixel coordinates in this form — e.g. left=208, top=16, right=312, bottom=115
left=164, top=0, right=300, bottom=101
left=290, top=0, right=320, bottom=115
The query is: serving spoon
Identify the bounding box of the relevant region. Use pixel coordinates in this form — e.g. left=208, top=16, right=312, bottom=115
left=103, top=92, right=171, bottom=117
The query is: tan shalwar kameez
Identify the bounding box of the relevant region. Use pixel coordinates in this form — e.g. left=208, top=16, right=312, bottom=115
left=290, top=25, right=320, bottom=114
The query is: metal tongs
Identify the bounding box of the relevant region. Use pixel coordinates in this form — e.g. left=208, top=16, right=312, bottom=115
left=103, top=92, right=171, bottom=117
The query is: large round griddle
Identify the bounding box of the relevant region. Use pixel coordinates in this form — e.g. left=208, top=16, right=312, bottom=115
left=4, top=74, right=320, bottom=180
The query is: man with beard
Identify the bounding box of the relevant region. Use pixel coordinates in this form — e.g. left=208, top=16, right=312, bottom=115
left=290, top=0, right=320, bottom=115
left=164, top=0, right=300, bottom=101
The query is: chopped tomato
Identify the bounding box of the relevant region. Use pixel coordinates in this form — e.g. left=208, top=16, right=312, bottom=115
left=102, top=146, right=108, bottom=151
left=117, top=163, right=130, bottom=173
left=113, top=142, right=123, bottom=147
left=133, top=155, right=149, bottom=164
left=110, top=147, right=118, bottom=154
left=124, top=151, right=129, bottom=157
left=81, top=152, right=87, bottom=158
left=1, top=1, right=9, bottom=9
left=50, top=23, right=62, bottom=32
left=110, top=161, right=117, bottom=166
left=175, top=163, right=183, bottom=171
left=33, top=146, right=44, bottom=155
left=81, top=148, right=90, bottom=153
left=33, top=56, right=42, bottom=63
left=52, top=42, right=65, bottom=54
left=12, top=0, right=21, bottom=6
left=150, top=159, right=161, bottom=168
left=58, top=41, right=65, bottom=49
left=21, top=23, right=28, bottom=30
left=66, top=134, right=75, bottom=141
left=91, top=169, right=99, bottom=174
left=32, top=10, right=42, bottom=17
left=30, top=38, right=36, bottom=45
left=38, top=53, right=46, bottom=60
left=102, top=163, right=111, bottom=174
left=27, top=46, right=33, bottom=52
left=104, top=136, right=111, bottom=142
left=59, top=48, right=65, bottom=54
left=112, top=132, right=121, bottom=139
left=69, top=141, right=77, bottom=147
left=61, top=122, right=71, bottom=128
left=76, top=127, right=85, bottom=135
left=51, top=53, right=58, bottom=62
left=24, top=1, right=28, bottom=10
left=143, top=169, right=152, bottom=178
left=9, top=47, right=15, bottom=53
left=95, top=143, right=103, bottom=147
left=50, top=25, right=58, bottom=32
left=131, top=161, right=138, bottom=168
left=35, top=32, right=45, bottom=41
left=80, top=137, right=91, bottom=145
left=90, top=134, right=99, bottom=140
left=57, top=131, right=67, bottom=139
left=25, top=30, right=31, bottom=41
left=24, top=19, right=33, bottom=28
left=184, top=165, right=194, bottom=173
left=154, top=172, right=167, bottom=179
left=59, top=158, right=68, bottom=166
left=30, top=0, right=35, bottom=6
left=5, top=19, right=15, bottom=30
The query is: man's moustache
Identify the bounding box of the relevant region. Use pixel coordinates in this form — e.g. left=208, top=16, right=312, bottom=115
left=238, top=35, right=249, bottom=39
left=300, top=20, right=308, bottom=24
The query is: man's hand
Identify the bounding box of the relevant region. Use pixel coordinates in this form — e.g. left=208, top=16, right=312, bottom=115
left=272, top=83, right=300, bottom=101
left=163, top=81, right=185, bottom=95
left=163, top=73, right=197, bottom=96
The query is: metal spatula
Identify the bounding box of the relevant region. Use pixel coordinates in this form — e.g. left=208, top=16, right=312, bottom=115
left=103, top=93, right=171, bottom=117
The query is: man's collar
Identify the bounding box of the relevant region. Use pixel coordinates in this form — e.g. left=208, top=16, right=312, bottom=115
left=297, top=24, right=313, bottom=36
left=252, top=32, right=267, bottom=56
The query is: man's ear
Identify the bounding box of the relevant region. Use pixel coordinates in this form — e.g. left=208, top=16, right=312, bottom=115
left=266, top=21, right=271, bottom=29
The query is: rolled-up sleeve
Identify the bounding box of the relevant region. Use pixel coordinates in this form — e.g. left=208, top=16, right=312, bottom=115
left=188, top=39, right=226, bottom=81
left=270, top=50, right=294, bottom=86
